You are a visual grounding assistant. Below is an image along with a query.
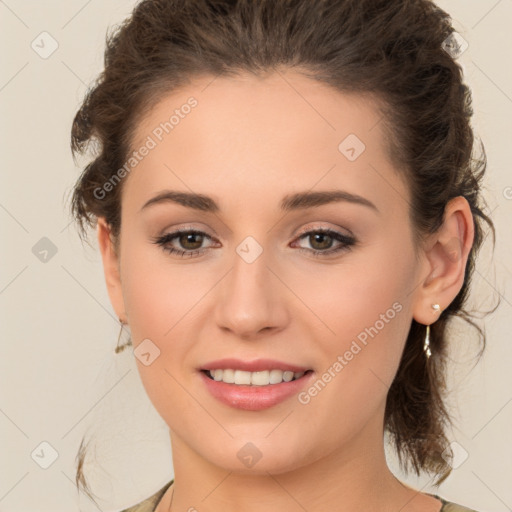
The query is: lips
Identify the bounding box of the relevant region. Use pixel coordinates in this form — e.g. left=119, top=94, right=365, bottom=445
left=198, top=358, right=314, bottom=411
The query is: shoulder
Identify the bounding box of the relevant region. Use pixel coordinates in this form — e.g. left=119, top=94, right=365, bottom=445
left=118, top=484, right=480, bottom=512
left=434, top=495, right=482, bottom=512
left=441, top=503, right=481, bottom=512
left=119, top=480, right=173, bottom=512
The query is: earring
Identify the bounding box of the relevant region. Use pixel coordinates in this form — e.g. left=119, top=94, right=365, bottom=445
left=115, top=317, right=132, bottom=353
left=424, top=303, right=441, bottom=360
left=424, top=324, right=432, bottom=359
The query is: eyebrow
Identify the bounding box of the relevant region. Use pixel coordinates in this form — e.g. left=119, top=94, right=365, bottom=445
left=140, top=189, right=379, bottom=214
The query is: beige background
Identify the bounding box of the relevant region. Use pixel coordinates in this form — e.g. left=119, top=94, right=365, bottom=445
left=0, top=1, right=511, bottom=511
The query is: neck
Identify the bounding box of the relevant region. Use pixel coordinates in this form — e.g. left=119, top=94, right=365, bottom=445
left=162, top=412, right=425, bottom=512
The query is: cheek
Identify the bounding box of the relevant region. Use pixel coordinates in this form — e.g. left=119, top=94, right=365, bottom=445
left=307, top=246, right=415, bottom=418
left=292, top=238, right=415, bottom=349
left=118, top=245, right=205, bottom=423
left=118, top=243, right=220, bottom=402
left=120, top=241, right=212, bottom=341
left=290, top=241, right=415, bottom=392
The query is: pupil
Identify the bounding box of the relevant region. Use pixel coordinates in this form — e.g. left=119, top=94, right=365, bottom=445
left=311, top=233, right=331, bottom=250
left=181, top=233, right=202, bottom=250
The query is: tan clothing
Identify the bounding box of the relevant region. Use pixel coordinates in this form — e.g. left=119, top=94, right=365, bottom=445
left=120, top=480, right=481, bottom=512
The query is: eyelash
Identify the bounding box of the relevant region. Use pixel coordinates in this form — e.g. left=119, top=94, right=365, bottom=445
left=151, top=227, right=356, bottom=259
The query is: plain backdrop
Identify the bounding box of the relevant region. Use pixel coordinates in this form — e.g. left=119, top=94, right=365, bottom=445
left=0, top=1, right=511, bottom=511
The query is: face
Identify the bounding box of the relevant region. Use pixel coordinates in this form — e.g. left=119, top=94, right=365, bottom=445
left=103, top=70, right=429, bottom=474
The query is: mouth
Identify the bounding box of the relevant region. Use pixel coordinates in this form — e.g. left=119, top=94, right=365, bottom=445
left=201, top=368, right=313, bottom=386
left=198, top=360, right=315, bottom=410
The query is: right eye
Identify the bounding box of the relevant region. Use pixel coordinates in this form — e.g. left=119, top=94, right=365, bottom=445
left=151, top=229, right=218, bottom=258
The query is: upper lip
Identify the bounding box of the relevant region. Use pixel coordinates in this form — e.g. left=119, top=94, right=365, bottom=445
left=200, top=358, right=311, bottom=373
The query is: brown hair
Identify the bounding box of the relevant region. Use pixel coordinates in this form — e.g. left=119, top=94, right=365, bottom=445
left=68, top=0, right=496, bottom=503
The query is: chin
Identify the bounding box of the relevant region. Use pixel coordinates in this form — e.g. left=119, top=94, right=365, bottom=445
left=197, top=437, right=314, bottom=475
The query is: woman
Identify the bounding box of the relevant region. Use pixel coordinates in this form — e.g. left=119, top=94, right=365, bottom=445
left=69, top=0, right=494, bottom=510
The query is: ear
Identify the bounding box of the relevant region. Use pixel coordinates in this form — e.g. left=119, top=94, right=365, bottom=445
left=97, top=217, right=127, bottom=323
left=412, top=196, right=475, bottom=325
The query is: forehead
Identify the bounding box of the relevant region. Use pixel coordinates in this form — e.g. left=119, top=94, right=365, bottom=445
left=124, top=70, right=408, bottom=218
left=132, top=70, right=385, bottom=151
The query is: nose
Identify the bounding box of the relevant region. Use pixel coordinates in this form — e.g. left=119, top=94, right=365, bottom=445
left=213, top=247, right=289, bottom=340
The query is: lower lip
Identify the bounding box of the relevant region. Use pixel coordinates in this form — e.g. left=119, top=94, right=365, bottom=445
left=199, top=371, right=314, bottom=411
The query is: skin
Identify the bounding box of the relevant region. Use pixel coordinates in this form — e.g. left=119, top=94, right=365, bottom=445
left=96, top=69, right=474, bottom=512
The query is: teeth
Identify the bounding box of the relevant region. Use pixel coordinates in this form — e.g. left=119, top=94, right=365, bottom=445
left=269, top=369, right=284, bottom=384
left=222, top=368, right=235, bottom=383
left=234, top=370, right=252, bottom=385
left=283, top=371, right=294, bottom=382
left=207, top=369, right=306, bottom=385
left=251, top=370, right=270, bottom=386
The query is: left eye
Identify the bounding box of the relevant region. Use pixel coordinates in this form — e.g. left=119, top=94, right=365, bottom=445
left=291, top=228, right=356, bottom=257
left=151, top=228, right=356, bottom=258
